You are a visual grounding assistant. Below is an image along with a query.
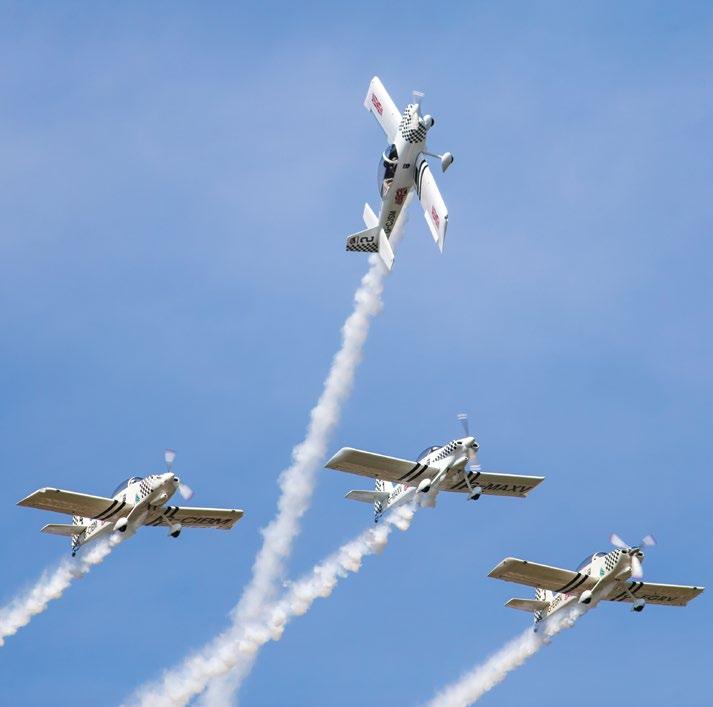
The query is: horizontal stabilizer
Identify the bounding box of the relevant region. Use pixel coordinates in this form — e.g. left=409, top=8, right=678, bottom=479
left=346, top=227, right=379, bottom=253
left=41, top=523, right=87, bottom=537
left=378, top=230, right=394, bottom=270
left=505, top=598, right=548, bottom=613
left=345, top=490, right=390, bottom=504
left=363, top=203, right=378, bottom=229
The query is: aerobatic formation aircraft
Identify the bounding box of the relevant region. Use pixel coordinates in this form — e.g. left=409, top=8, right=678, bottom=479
left=346, top=76, right=453, bottom=270
left=18, top=450, right=243, bottom=555
left=489, top=533, right=704, bottom=626
left=326, top=413, right=544, bottom=522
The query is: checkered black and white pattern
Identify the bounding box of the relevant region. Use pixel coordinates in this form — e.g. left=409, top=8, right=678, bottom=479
left=399, top=105, right=427, bottom=144
left=346, top=237, right=378, bottom=253
left=139, top=478, right=152, bottom=498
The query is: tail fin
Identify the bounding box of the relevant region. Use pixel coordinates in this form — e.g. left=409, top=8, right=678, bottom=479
left=343, top=478, right=394, bottom=523
left=505, top=587, right=551, bottom=624
left=71, top=514, right=88, bottom=555
left=346, top=206, right=395, bottom=271
left=373, top=479, right=394, bottom=522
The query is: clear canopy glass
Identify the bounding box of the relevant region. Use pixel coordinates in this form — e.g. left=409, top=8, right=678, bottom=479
left=111, top=476, right=143, bottom=497
left=377, top=144, right=398, bottom=199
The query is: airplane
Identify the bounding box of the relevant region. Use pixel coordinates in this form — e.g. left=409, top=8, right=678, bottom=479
left=489, top=533, right=704, bottom=627
left=18, top=450, right=244, bottom=555
left=325, top=413, right=544, bottom=522
left=346, top=76, right=453, bottom=270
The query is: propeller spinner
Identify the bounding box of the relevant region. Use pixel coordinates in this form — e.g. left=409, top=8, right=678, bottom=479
left=609, top=532, right=656, bottom=580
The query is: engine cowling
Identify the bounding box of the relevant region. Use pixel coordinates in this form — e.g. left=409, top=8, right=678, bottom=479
left=578, top=590, right=593, bottom=605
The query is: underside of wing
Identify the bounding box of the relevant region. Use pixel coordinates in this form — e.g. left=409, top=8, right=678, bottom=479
left=446, top=470, right=545, bottom=497
left=345, top=490, right=390, bottom=504
left=505, top=598, right=549, bottom=612
left=41, top=523, right=87, bottom=537
left=144, top=505, right=244, bottom=530
left=415, top=156, right=448, bottom=251
left=18, top=487, right=129, bottom=521
left=489, top=557, right=596, bottom=596
left=607, top=580, right=704, bottom=607
left=363, top=76, right=401, bottom=143
left=325, top=447, right=436, bottom=486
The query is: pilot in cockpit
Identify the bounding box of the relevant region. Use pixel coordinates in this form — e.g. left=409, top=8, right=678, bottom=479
left=378, top=144, right=399, bottom=199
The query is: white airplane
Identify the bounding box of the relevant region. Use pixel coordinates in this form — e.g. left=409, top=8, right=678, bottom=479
left=18, top=450, right=244, bottom=555
left=346, top=76, right=453, bottom=270
left=325, top=413, right=544, bottom=522
left=489, top=533, right=704, bottom=626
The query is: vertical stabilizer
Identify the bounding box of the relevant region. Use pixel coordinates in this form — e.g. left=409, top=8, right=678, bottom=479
left=373, top=479, right=394, bottom=523
left=71, top=514, right=88, bottom=555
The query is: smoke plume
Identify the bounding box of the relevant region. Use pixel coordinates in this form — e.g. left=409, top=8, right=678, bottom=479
left=128, top=506, right=415, bottom=707
left=0, top=533, right=122, bottom=647
left=425, top=604, right=588, bottom=707
left=127, top=205, right=410, bottom=707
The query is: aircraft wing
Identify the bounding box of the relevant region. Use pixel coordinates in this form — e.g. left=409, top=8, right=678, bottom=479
left=326, top=447, right=438, bottom=486
left=446, top=469, right=545, bottom=498
left=607, top=580, right=704, bottom=607
left=415, top=156, right=448, bottom=252
left=144, top=505, right=244, bottom=530
left=489, top=557, right=596, bottom=596
left=363, top=76, right=402, bottom=143
left=18, top=487, right=129, bottom=521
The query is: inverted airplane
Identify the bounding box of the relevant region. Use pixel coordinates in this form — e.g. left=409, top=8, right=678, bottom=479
left=489, top=533, right=704, bottom=626
left=346, top=76, right=453, bottom=270
left=18, top=450, right=243, bottom=555
left=325, top=413, right=544, bottom=522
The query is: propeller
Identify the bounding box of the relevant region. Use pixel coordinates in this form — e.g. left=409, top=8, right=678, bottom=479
left=164, top=449, right=194, bottom=501
left=609, top=532, right=656, bottom=580
left=457, top=412, right=470, bottom=437
left=457, top=413, right=481, bottom=472
left=408, top=90, right=424, bottom=131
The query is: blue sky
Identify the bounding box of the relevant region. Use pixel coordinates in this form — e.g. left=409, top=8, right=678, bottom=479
left=1, top=1, right=712, bottom=704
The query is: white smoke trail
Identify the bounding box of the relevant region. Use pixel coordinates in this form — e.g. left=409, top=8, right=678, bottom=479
left=128, top=205, right=411, bottom=707
left=128, top=505, right=415, bottom=707
left=425, top=604, right=588, bottom=707
left=0, top=533, right=123, bottom=647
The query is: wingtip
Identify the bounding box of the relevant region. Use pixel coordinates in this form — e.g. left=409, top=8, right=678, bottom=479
left=324, top=447, right=352, bottom=469
left=488, top=557, right=520, bottom=578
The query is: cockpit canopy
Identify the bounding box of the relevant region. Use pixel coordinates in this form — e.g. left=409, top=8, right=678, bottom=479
left=377, top=144, right=398, bottom=199
left=111, top=476, right=143, bottom=497
left=416, top=445, right=441, bottom=462
left=576, top=551, right=607, bottom=571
